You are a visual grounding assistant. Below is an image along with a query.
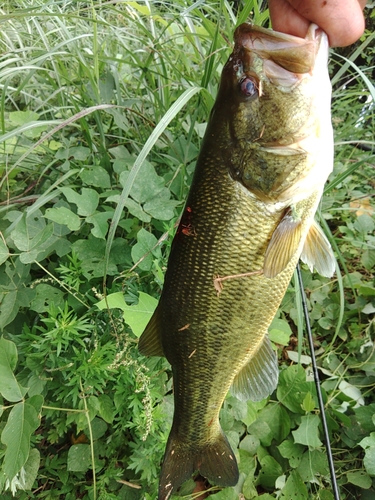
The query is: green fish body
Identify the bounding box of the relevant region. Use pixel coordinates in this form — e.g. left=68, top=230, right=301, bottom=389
left=139, top=23, right=335, bottom=500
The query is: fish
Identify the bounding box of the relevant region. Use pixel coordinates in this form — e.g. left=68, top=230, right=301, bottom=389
left=138, top=22, right=335, bottom=500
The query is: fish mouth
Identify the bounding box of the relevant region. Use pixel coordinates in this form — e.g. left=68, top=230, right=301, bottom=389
left=234, top=23, right=326, bottom=85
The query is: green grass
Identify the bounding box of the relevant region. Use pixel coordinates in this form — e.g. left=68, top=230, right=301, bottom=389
left=0, top=1, right=374, bottom=499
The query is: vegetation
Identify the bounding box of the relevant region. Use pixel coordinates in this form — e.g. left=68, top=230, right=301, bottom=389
left=0, top=1, right=374, bottom=499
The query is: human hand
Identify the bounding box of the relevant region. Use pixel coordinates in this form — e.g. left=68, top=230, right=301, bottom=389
left=268, top=0, right=367, bottom=47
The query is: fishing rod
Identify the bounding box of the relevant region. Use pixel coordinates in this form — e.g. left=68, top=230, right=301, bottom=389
left=296, top=263, right=340, bottom=500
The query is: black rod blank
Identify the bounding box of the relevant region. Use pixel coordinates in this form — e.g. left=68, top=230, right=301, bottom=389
left=296, top=263, right=340, bottom=500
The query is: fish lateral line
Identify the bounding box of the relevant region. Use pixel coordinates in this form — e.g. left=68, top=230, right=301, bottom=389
left=213, top=269, right=263, bottom=296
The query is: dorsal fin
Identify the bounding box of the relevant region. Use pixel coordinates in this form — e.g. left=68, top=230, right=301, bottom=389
left=231, top=335, right=278, bottom=402
left=263, top=209, right=302, bottom=278
left=138, top=305, right=165, bottom=357
left=300, top=219, right=336, bottom=278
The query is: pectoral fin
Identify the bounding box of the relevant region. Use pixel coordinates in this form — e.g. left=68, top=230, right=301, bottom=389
left=300, top=220, right=336, bottom=278
left=138, top=305, right=165, bottom=357
left=263, top=210, right=302, bottom=278
left=231, top=335, right=278, bottom=402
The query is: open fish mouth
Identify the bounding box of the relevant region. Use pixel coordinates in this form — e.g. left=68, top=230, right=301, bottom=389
left=234, top=23, right=326, bottom=86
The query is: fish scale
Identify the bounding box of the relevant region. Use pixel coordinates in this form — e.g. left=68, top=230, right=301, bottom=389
left=138, top=22, right=335, bottom=500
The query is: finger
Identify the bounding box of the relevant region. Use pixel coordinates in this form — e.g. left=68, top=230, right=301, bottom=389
left=269, top=0, right=310, bottom=39
left=269, top=0, right=366, bottom=47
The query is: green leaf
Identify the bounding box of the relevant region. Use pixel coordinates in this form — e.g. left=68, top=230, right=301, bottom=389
left=80, top=166, right=111, bottom=188
left=56, top=145, right=90, bottom=161
left=280, top=470, right=308, bottom=499
left=143, top=189, right=179, bottom=220
left=354, top=213, right=375, bottom=234
left=287, top=351, right=312, bottom=365
left=131, top=228, right=160, bottom=271
left=318, top=317, right=332, bottom=330
left=278, top=439, right=305, bottom=468
left=26, top=373, right=46, bottom=398
left=29, top=284, right=65, bottom=313
left=277, top=364, right=315, bottom=414
left=362, top=249, right=375, bottom=271
left=226, top=395, right=249, bottom=423
left=67, top=444, right=91, bottom=472
left=48, top=139, right=62, bottom=150
left=239, top=434, right=260, bottom=456
left=90, top=417, right=108, bottom=440
left=0, top=337, right=28, bottom=402
left=119, top=160, right=165, bottom=204
left=44, top=207, right=81, bottom=231
left=366, top=447, right=375, bottom=477
left=355, top=404, right=375, bottom=432
left=22, top=448, right=41, bottom=490
left=347, top=471, right=372, bottom=488
left=0, top=288, right=34, bottom=331
left=297, top=450, right=329, bottom=482
left=358, top=284, right=375, bottom=297
left=10, top=211, right=47, bottom=252
left=238, top=449, right=256, bottom=475
left=1, top=395, right=43, bottom=480
left=239, top=451, right=257, bottom=497
left=98, top=394, right=114, bottom=424
left=362, top=303, right=375, bottom=314
left=124, top=198, right=152, bottom=223
left=247, top=420, right=272, bottom=447
left=1, top=447, right=40, bottom=494
left=86, top=211, right=114, bottom=239
left=292, top=414, right=323, bottom=448
left=362, top=446, right=375, bottom=476
left=249, top=404, right=291, bottom=446
left=18, top=224, right=55, bottom=264
left=0, top=239, right=10, bottom=265
left=9, top=110, right=39, bottom=126
left=96, top=291, right=158, bottom=338
left=72, top=238, right=118, bottom=278
left=339, top=380, right=364, bottom=406
left=268, top=318, right=293, bottom=346
left=0, top=263, right=34, bottom=331
left=122, top=292, right=158, bottom=337
left=318, top=491, right=334, bottom=500
left=60, top=187, right=99, bottom=216
left=87, top=395, right=101, bottom=420
left=209, top=488, right=239, bottom=500
left=258, top=455, right=283, bottom=489
left=301, top=391, right=316, bottom=412
left=240, top=399, right=267, bottom=427
left=268, top=329, right=291, bottom=346
left=96, top=292, right=126, bottom=310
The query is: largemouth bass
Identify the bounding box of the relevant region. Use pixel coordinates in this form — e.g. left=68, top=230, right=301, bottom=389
left=139, top=22, right=335, bottom=500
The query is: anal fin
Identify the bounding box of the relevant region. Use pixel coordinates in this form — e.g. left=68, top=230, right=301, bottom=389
left=138, top=305, right=165, bottom=357
left=300, top=219, right=336, bottom=278
left=264, top=209, right=302, bottom=278
left=231, top=335, right=279, bottom=402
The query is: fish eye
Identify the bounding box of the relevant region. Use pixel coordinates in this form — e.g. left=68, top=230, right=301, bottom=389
left=239, top=77, right=257, bottom=97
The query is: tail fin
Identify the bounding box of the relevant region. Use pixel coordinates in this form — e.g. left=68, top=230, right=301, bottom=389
left=158, top=428, right=239, bottom=500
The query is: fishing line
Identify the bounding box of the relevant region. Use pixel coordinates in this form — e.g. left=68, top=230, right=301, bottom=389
left=296, top=263, right=340, bottom=500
